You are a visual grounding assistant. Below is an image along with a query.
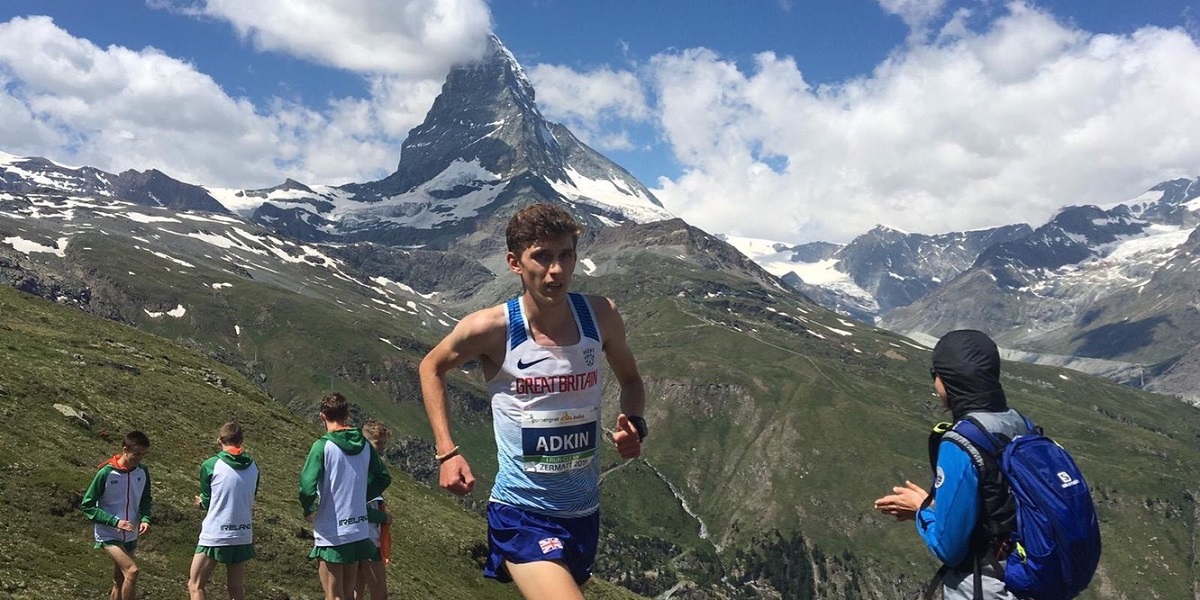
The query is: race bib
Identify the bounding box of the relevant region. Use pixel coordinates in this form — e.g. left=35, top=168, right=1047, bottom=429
left=521, top=407, right=598, bottom=474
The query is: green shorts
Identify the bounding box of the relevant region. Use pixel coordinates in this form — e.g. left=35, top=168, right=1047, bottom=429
left=195, top=544, right=256, bottom=565
left=308, top=538, right=380, bottom=564
left=95, top=539, right=137, bottom=552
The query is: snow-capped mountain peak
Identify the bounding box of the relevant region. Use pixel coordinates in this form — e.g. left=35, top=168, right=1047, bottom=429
left=203, top=34, right=672, bottom=248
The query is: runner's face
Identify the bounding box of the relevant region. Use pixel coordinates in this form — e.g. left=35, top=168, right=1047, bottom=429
left=510, top=235, right=576, bottom=301
left=122, top=444, right=148, bottom=469
left=370, top=435, right=390, bottom=454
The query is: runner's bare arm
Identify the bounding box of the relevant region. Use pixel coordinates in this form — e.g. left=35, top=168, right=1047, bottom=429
left=419, top=307, right=506, bottom=494
left=595, top=296, right=645, bottom=458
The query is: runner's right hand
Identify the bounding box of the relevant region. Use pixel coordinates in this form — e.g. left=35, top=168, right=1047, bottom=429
left=440, top=454, right=475, bottom=496
left=116, top=519, right=134, bottom=532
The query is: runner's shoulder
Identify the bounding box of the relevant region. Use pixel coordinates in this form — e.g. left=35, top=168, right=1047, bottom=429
left=580, top=294, right=623, bottom=328
left=455, top=305, right=509, bottom=341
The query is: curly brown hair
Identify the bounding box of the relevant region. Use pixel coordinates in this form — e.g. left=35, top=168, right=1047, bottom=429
left=506, top=203, right=582, bottom=255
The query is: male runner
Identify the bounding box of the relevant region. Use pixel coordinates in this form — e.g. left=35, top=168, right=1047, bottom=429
left=188, top=422, right=259, bottom=600
left=420, top=203, right=647, bottom=600
left=300, top=393, right=392, bottom=600
left=355, top=419, right=393, bottom=600
left=81, top=431, right=152, bottom=600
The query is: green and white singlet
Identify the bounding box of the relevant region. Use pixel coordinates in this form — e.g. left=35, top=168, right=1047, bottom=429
left=197, top=450, right=258, bottom=547
left=81, top=457, right=151, bottom=545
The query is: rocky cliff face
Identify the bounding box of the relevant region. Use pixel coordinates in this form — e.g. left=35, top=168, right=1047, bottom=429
left=836, top=223, right=1032, bottom=312
left=879, top=178, right=1200, bottom=397
left=0, top=152, right=229, bottom=214
left=354, top=36, right=572, bottom=197
left=192, top=35, right=674, bottom=250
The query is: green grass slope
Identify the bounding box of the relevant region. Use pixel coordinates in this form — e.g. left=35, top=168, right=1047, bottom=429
left=574, top=239, right=1200, bottom=599
left=6, top=214, right=1200, bottom=598
left=0, top=286, right=641, bottom=600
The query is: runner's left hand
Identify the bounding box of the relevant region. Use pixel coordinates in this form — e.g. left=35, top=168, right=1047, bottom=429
left=611, top=414, right=642, bottom=459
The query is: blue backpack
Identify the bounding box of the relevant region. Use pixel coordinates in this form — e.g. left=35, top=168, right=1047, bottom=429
left=951, top=415, right=1102, bottom=600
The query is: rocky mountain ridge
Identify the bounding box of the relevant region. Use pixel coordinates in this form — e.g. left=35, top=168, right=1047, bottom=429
left=730, top=177, right=1200, bottom=402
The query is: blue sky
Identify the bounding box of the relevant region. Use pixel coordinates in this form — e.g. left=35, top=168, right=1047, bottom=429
left=0, top=1, right=1198, bottom=242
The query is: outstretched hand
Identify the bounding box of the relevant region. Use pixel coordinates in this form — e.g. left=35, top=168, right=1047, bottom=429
left=872, top=480, right=929, bottom=521
left=439, top=454, right=475, bottom=496
left=611, top=414, right=642, bottom=459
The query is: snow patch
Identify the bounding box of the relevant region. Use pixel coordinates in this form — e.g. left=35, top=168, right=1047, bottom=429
left=144, top=305, right=186, bottom=318
left=136, top=246, right=195, bottom=268
left=370, top=276, right=437, bottom=300
left=548, top=167, right=674, bottom=224
left=124, top=212, right=180, bottom=224
left=3, top=236, right=68, bottom=257
left=822, top=324, right=853, bottom=337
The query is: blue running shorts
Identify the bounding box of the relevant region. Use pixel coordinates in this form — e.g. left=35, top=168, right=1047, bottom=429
left=484, top=502, right=600, bottom=585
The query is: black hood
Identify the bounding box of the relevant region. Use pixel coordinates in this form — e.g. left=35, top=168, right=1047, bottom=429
left=931, top=329, right=1008, bottom=421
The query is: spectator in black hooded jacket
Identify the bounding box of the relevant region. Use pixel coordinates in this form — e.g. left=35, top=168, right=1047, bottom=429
left=873, top=330, right=1026, bottom=600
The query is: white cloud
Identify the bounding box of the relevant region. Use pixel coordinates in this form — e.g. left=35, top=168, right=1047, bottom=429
left=878, top=0, right=949, bottom=34
left=197, top=0, right=492, bottom=78
left=648, top=2, right=1200, bottom=242
left=526, top=64, right=650, bottom=151
left=366, top=76, right=445, bottom=138
left=0, top=15, right=457, bottom=187
left=2, top=1, right=1197, bottom=250
left=0, top=16, right=281, bottom=184
left=528, top=64, right=650, bottom=123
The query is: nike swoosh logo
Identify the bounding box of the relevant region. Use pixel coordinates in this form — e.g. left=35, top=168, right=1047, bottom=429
left=517, top=356, right=552, bottom=370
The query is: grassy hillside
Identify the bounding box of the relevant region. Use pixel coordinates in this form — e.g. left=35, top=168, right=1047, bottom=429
left=4, top=212, right=1200, bottom=598
left=576, top=242, right=1200, bottom=599
left=0, top=285, right=641, bottom=600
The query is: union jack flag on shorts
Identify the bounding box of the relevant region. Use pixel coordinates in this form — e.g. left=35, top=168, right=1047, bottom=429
left=538, top=537, right=564, bottom=554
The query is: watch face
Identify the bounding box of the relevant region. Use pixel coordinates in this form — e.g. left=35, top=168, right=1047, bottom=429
left=629, top=416, right=647, bottom=440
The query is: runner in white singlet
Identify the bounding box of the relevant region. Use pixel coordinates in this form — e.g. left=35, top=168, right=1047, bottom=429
left=420, top=203, right=648, bottom=600
left=188, top=422, right=259, bottom=600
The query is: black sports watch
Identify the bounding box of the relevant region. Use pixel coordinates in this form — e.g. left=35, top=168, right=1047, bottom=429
left=627, top=415, right=648, bottom=442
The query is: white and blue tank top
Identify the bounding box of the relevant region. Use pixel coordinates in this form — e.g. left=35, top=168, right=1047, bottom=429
left=487, top=292, right=604, bottom=517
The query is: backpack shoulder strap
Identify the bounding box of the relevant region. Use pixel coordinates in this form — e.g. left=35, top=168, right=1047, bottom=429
left=924, top=422, right=952, bottom=509
left=923, top=421, right=1003, bottom=600
left=935, top=417, right=1003, bottom=482
left=947, top=419, right=1008, bottom=600
left=952, top=417, right=1005, bottom=456
left=927, top=421, right=953, bottom=471
left=925, top=420, right=995, bottom=505
left=1020, top=413, right=1040, bottom=436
